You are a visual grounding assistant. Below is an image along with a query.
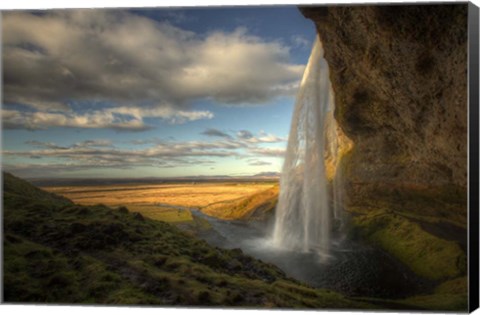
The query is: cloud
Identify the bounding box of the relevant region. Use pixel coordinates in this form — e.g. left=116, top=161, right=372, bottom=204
left=201, top=128, right=232, bottom=139
left=3, top=139, right=238, bottom=177
left=251, top=133, right=286, bottom=143
left=249, top=147, right=286, bottom=157
left=248, top=159, right=272, bottom=166
left=73, top=139, right=114, bottom=148
left=3, top=157, right=218, bottom=178
left=237, top=130, right=254, bottom=139
left=290, top=35, right=311, bottom=49
left=25, top=140, right=69, bottom=150
left=3, top=10, right=304, bottom=116
left=4, top=129, right=288, bottom=177
left=5, top=139, right=244, bottom=164
left=2, top=106, right=214, bottom=130
left=236, top=129, right=286, bottom=143
left=26, top=139, right=113, bottom=149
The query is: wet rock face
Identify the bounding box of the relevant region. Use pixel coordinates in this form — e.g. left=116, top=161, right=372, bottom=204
left=301, top=4, right=468, bottom=214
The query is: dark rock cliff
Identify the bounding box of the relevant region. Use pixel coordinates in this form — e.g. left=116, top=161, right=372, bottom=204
left=301, top=4, right=468, bottom=223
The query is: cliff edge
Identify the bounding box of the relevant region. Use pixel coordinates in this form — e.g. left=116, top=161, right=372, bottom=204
left=301, top=4, right=468, bottom=225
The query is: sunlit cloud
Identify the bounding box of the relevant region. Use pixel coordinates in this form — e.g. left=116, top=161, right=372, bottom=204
left=2, top=107, right=214, bottom=130
left=3, top=130, right=287, bottom=177
left=248, top=147, right=286, bottom=157
left=3, top=10, right=304, bottom=116
left=236, top=129, right=286, bottom=143
left=2, top=9, right=300, bottom=177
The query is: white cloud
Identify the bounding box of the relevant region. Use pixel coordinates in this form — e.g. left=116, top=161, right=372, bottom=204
left=249, top=147, right=286, bottom=157
left=26, top=139, right=113, bottom=149
left=236, top=129, right=286, bottom=143
left=290, top=34, right=311, bottom=49
left=3, top=130, right=288, bottom=177
left=4, top=139, right=243, bottom=161
left=3, top=10, right=304, bottom=115
left=2, top=106, right=214, bottom=130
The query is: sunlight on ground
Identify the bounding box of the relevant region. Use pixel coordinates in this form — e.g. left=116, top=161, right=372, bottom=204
left=45, top=182, right=277, bottom=223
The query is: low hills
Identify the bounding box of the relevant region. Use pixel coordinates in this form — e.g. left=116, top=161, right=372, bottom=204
left=3, top=172, right=367, bottom=308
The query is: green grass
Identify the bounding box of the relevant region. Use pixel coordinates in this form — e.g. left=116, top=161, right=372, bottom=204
left=126, top=205, right=194, bottom=223
left=372, top=278, right=468, bottom=312
left=3, top=172, right=369, bottom=308
left=399, top=293, right=468, bottom=311
left=3, top=235, right=164, bottom=304
left=349, top=277, right=467, bottom=311
left=4, top=172, right=468, bottom=310
left=120, top=204, right=212, bottom=237
left=351, top=209, right=466, bottom=281
left=435, top=276, right=467, bottom=295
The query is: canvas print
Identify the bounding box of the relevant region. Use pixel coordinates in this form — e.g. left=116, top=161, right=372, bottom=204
left=1, top=2, right=477, bottom=311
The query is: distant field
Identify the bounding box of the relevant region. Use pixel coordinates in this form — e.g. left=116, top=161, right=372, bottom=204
left=44, top=182, right=278, bottom=222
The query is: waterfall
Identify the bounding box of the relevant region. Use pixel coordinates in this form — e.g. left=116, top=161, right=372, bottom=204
left=272, top=35, right=345, bottom=258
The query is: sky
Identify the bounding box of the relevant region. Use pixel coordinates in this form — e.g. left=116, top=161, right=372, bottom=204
left=2, top=6, right=316, bottom=178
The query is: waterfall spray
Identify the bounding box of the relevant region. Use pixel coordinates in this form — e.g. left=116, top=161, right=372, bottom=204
left=272, top=35, right=345, bottom=258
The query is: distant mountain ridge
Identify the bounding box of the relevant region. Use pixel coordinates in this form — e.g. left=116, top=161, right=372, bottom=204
left=28, top=173, right=280, bottom=187
left=252, top=172, right=281, bottom=178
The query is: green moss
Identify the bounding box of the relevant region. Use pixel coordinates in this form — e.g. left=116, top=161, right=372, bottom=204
left=350, top=184, right=467, bottom=228
left=352, top=210, right=466, bottom=280
left=400, top=293, right=468, bottom=311
left=4, top=238, right=83, bottom=303
left=355, top=292, right=467, bottom=311
left=3, top=172, right=371, bottom=309
left=435, top=276, right=467, bottom=295
left=353, top=275, right=468, bottom=311
left=104, top=287, right=161, bottom=305
left=127, top=205, right=194, bottom=223
left=395, top=276, right=467, bottom=311
left=3, top=172, right=71, bottom=206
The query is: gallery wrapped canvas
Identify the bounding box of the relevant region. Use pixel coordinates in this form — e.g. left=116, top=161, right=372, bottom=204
left=1, top=0, right=479, bottom=312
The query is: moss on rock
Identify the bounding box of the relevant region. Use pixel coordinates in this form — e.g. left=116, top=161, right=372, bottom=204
left=351, top=209, right=466, bottom=281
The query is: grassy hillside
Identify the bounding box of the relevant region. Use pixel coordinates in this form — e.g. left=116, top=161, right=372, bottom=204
left=350, top=208, right=466, bottom=281
left=348, top=207, right=467, bottom=311
left=3, top=173, right=369, bottom=308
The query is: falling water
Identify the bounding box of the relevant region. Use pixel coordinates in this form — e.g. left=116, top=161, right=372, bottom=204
left=272, top=35, right=345, bottom=258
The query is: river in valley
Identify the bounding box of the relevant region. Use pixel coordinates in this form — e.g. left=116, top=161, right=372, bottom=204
left=190, top=209, right=435, bottom=300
